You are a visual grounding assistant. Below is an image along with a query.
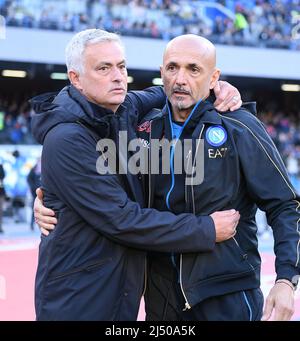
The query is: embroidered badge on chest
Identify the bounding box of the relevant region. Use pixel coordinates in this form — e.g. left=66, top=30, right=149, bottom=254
left=206, top=126, right=227, bottom=147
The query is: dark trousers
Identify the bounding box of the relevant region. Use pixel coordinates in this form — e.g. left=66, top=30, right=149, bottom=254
left=145, top=258, right=264, bottom=321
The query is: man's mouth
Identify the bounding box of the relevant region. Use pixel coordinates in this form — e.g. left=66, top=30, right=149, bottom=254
left=111, top=88, right=125, bottom=93
left=173, top=89, right=190, bottom=96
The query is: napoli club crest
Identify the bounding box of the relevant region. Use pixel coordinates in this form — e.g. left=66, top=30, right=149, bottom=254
left=206, top=126, right=227, bottom=147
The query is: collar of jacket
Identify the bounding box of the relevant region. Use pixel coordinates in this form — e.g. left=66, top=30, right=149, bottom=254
left=187, top=100, right=222, bottom=126
left=165, top=99, right=221, bottom=124
left=30, top=85, right=128, bottom=143
left=147, top=99, right=222, bottom=141
left=162, top=99, right=222, bottom=137
left=63, top=85, right=127, bottom=138
left=67, top=85, right=126, bottom=118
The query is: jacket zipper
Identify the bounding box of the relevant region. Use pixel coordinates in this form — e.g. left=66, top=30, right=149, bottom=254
left=48, top=259, right=110, bottom=281
left=184, top=150, right=192, bottom=204
left=232, top=236, right=255, bottom=271
left=180, top=123, right=206, bottom=310
left=191, top=124, right=205, bottom=214
left=142, top=122, right=153, bottom=299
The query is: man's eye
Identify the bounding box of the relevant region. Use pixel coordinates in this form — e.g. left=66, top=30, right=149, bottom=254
left=167, top=65, right=176, bottom=71
left=99, top=66, right=109, bottom=71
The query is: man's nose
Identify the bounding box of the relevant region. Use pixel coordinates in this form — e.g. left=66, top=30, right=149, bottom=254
left=175, top=69, right=187, bottom=85
left=111, top=67, right=124, bottom=82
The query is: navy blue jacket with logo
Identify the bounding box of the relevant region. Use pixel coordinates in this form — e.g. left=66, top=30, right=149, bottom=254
left=137, top=99, right=300, bottom=309
left=30, top=86, right=217, bottom=321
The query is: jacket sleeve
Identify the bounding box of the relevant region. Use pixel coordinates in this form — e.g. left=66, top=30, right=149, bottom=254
left=125, top=86, right=165, bottom=122
left=43, top=124, right=215, bottom=253
left=234, top=111, right=300, bottom=285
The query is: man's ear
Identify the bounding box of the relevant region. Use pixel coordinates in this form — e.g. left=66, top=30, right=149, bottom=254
left=159, top=65, right=165, bottom=87
left=159, top=65, right=163, bottom=80
left=68, top=70, right=83, bottom=92
left=209, top=68, right=221, bottom=90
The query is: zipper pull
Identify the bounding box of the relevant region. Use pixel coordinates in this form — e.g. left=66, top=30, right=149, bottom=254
left=183, top=302, right=191, bottom=311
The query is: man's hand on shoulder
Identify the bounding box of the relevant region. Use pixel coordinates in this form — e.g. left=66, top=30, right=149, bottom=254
left=213, top=80, right=242, bottom=112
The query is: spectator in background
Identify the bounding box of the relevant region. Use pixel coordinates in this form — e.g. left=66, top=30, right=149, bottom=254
left=0, top=162, right=5, bottom=233
left=11, top=150, right=27, bottom=223
left=0, top=106, right=6, bottom=143
left=27, top=158, right=41, bottom=231
left=234, top=4, right=250, bottom=42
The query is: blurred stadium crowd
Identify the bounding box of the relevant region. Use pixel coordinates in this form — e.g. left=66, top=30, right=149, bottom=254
left=0, top=92, right=300, bottom=192
left=0, top=95, right=35, bottom=144
left=259, top=109, right=300, bottom=190
left=1, top=0, right=300, bottom=49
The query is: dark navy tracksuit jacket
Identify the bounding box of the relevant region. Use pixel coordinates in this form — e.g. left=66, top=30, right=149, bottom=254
left=30, top=86, right=216, bottom=321
left=137, top=100, right=300, bottom=314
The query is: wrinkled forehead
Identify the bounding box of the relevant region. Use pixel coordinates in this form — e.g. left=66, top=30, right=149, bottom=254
left=84, top=40, right=125, bottom=56
left=163, top=50, right=209, bottom=71
left=83, top=41, right=126, bottom=64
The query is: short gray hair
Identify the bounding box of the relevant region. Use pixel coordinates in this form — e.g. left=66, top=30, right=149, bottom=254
left=65, top=29, right=124, bottom=74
